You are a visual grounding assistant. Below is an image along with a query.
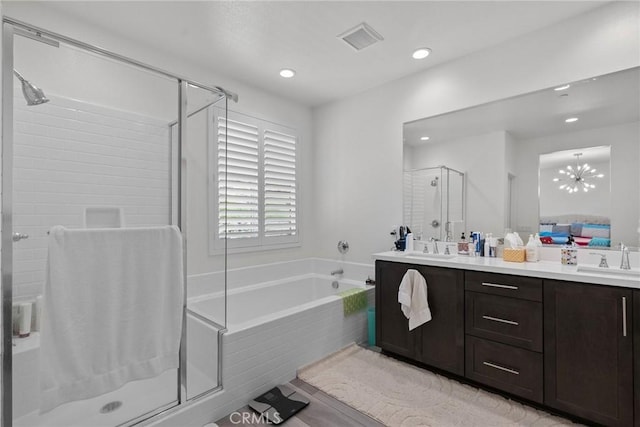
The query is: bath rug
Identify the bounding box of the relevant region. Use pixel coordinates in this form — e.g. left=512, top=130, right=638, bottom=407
left=338, top=288, right=368, bottom=315
left=299, top=344, right=578, bottom=426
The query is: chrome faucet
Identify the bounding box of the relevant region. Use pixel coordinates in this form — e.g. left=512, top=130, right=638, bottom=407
left=620, top=243, right=630, bottom=270
left=330, top=268, right=344, bottom=276
left=590, top=252, right=609, bottom=268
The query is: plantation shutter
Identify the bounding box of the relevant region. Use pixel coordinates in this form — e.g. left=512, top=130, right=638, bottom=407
left=212, top=107, right=299, bottom=251
left=217, top=116, right=260, bottom=240
left=263, top=129, right=297, bottom=238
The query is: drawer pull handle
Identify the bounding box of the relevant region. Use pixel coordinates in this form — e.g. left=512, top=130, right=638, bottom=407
left=481, top=282, right=518, bottom=290
left=622, top=297, right=627, bottom=337
left=483, top=361, right=520, bottom=375
left=482, top=315, right=519, bottom=326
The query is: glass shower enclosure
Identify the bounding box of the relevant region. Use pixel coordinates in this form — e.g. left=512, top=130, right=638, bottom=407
left=1, top=17, right=232, bottom=427
left=403, top=165, right=465, bottom=242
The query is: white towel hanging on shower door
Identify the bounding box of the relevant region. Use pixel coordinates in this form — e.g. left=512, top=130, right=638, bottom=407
left=39, top=225, right=184, bottom=413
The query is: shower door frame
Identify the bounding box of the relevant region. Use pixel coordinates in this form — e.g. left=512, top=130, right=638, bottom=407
left=1, top=17, right=234, bottom=427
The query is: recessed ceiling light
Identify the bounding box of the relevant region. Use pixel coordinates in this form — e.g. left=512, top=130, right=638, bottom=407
left=412, top=48, right=431, bottom=60
left=420, top=136, right=430, bottom=141
left=279, top=69, right=296, bottom=78
left=565, top=117, right=579, bottom=123
left=554, top=84, right=571, bottom=91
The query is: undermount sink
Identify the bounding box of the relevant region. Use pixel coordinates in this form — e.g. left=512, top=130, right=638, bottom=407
left=577, top=264, right=640, bottom=277
left=404, top=252, right=457, bottom=260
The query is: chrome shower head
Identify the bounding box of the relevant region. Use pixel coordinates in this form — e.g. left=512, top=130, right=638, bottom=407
left=13, top=70, right=49, bottom=106
left=430, top=177, right=439, bottom=187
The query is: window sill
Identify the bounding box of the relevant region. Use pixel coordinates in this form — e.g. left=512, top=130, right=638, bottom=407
left=208, top=241, right=301, bottom=256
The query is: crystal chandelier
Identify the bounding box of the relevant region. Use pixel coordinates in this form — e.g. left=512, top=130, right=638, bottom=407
left=553, top=153, right=604, bottom=193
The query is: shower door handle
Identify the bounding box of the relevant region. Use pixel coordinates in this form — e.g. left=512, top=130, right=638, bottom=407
left=12, top=232, right=29, bottom=242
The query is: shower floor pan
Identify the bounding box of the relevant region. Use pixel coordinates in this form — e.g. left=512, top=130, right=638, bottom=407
left=14, top=369, right=177, bottom=427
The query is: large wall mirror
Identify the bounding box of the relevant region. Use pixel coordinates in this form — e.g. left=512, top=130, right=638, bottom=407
left=403, top=66, right=640, bottom=248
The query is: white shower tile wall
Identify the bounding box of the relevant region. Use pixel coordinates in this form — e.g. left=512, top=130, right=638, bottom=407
left=12, top=93, right=170, bottom=298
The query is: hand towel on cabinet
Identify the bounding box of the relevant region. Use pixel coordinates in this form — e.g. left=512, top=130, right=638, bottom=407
left=398, top=269, right=432, bottom=331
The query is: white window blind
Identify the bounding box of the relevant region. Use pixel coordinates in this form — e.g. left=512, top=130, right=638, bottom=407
left=211, top=108, right=299, bottom=252
left=217, top=117, right=260, bottom=240
left=264, top=130, right=297, bottom=238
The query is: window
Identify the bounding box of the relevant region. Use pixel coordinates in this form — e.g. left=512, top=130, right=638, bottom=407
left=210, top=108, right=298, bottom=252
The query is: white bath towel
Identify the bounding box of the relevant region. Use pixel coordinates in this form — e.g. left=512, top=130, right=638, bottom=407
left=39, top=225, right=184, bottom=413
left=398, top=269, right=432, bottom=331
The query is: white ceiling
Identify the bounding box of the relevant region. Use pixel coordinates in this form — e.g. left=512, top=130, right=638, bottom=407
left=404, top=67, right=640, bottom=146
left=35, top=1, right=608, bottom=107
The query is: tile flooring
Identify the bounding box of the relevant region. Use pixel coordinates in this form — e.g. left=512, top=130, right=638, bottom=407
left=215, top=378, right=384, bottom=427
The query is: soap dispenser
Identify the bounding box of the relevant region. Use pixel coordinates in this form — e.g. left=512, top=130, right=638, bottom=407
left=457, top=232, right=469, bottom=255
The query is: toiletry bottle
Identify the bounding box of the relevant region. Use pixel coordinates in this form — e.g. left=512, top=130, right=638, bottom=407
left=479, top=232, right=485, bottom=257
left=526, top=234, right=538, bottom=262
left=484, top=233, right=491, bottom=258
left=406, top=233, right=414, bottom=252
left=18, top=302, right=32, bottom=338
left=489, top=235, right=497, bottom=257
left=458, top=232, right=468, bottom=255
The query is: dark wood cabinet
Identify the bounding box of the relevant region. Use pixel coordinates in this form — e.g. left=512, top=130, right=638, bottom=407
left=376, top=259, right=638, bottom=426
left=544, top=280, right=634, bottom=427
left=414, top=265, right=464, bottom=375
left=375, top=261, right=416, bottom=358
left=375, top=260, right=464, bottom=375
left=465, top=335, right=543, bottom=403
left=634, top=291, right=639, bottom=427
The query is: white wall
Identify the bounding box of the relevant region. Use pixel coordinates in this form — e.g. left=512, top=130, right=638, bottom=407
left=313, top=1, right=640, bottom=263
left=2, top=2, right=315, bottom=275
left=410, top=131, right=508, bottom=237
left=514, top=121, right=639, bottom=245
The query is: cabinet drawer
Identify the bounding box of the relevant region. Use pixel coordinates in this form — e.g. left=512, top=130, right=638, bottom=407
left=465, top=271, right=542, bottom=302
left=465, top=292, right=542, bottom=351
left=465, top=336, right=543, bottom=403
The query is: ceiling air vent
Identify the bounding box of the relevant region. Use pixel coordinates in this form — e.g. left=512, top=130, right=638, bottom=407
left=338, top=22, right=384, bottom=51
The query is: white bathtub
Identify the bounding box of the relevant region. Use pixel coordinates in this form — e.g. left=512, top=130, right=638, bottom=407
left=189, top=274, right=371, bottom=332
left=152, top=259, right=376, bottom=426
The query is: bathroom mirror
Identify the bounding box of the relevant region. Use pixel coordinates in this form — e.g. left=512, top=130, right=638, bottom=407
left=403, top=66, right=640, bottom=247
left=538, top=146, right=611, bottom=247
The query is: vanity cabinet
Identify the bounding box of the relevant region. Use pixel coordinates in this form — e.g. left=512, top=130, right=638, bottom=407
left=375, top=260, right=464, bottom=375
left=375, top=257, right=638, bottom=426
left=464, top=272, right=543, bottom=403
left=544, top=280, right=634, bottom=427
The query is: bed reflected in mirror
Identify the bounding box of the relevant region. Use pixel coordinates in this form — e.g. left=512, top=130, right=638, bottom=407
left=539, top=146, right=611, bottom=247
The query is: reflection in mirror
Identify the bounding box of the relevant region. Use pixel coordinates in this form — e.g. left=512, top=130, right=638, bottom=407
left=403, top=67, right=639, bottom=248
left=403, top=166, right=465, bottom=242
left=539, top=146, right=611, bottom=247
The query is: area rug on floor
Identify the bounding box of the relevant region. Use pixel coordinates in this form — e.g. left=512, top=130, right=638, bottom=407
left=298, top=344, right=575, bottom=426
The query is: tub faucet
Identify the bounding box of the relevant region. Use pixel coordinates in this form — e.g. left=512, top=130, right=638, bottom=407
left=331, top=268, right=344, bottom=276
left=620, top=243, right=630, bottom=270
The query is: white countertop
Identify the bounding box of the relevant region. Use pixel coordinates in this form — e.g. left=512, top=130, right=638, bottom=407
left=373, top=251, right=640, bottom=290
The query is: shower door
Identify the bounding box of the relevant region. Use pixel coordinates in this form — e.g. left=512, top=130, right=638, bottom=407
left=3, top=21, right=181, bottom=427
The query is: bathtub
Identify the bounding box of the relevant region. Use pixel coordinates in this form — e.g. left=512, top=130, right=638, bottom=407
left=183, top=270, right=374, bottom=421
left=188, top=273, right=372, bottom=332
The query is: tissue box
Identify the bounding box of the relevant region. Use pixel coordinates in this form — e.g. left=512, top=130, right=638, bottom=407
left=503, top=247, right=526, bottom=263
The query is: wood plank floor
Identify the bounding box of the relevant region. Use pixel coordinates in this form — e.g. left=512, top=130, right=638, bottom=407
left=215, top=378, right=385, bottom=427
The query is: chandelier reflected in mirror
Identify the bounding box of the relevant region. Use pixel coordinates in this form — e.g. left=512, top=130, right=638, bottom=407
left=553, top=153, right=604, bottom=193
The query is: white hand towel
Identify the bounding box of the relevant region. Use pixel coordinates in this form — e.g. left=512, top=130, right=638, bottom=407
left=39, top=225, right=184, bottom=413
left=398, top=269, right=432, bottom=331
